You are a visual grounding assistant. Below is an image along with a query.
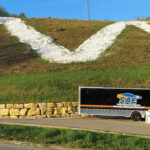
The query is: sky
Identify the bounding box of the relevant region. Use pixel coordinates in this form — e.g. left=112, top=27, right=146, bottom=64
left=1, top=0, right=150, bottom=21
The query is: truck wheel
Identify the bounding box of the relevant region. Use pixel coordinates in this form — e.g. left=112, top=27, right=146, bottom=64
left=131, top=111, right=141, bottom=121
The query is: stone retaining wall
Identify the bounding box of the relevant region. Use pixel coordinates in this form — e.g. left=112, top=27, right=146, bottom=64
left=0, top=102, right=79, bottom=118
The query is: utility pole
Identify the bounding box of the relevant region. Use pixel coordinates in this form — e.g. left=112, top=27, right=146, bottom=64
left=86, top=0, right=90, bottom=20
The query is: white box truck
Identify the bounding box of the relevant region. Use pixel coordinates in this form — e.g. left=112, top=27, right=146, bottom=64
left=79, top=87, right=150, bottom=121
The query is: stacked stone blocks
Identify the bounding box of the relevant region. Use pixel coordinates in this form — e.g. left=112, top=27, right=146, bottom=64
left=0, top=102, right=79, bottom=118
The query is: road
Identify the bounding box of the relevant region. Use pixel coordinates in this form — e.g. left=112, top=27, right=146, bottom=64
left=0, top=140, right=80, bottom=150
left=0, top=118, right=150, bottom=137
left=0, top=143, right=50, bottom=150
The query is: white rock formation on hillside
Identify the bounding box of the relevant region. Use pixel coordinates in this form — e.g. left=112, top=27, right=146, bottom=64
left=0, top=17, right=150, bottom=63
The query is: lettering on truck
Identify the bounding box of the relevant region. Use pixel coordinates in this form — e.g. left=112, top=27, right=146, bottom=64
left=117, top=93, right=142, bottom=105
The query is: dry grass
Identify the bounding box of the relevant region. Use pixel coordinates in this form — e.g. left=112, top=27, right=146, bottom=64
left=97, top=25, right=150, bottom=67
left=1, top=21, right=150, bottom=102
left=1, top=24, right=150, bottom=74
left=23, top=18, right=113, bottom=51
left=0, top=25, right=35, bottom=71
left=0, top=24, right=49, bottom=73
left=0, top=18, right=113, bottom=74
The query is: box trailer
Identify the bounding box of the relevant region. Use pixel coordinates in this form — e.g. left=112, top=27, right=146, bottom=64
left=79, top=87, right=150, bottom=121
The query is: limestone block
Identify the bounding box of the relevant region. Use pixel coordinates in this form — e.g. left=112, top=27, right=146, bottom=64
left=14, top=104, right=23, bottom=109
left=27, top=108, right=40, bottom=116
left=61, top=114, right=67, bottom=117
left=62, top=113, right=70, bottom=117
left=81, top=114, right=88, bottom=117
left=72, top=102, right=78, bottom=107
left=54, top=108, right=62, bottom=115
left=38, top=103, right=47, bottom=109
left=26, top=115, right=37, bottom=119
left=24, top=103, right=38, bottom=109
left=3, top=116, right=10, bottom=118
left=55, top=115, right=61, bottom=118
left=46, top=108, right=53, bottom=115
left=35, top=115, right=42, bottom=118
left=47, top=103, right=56, bottom=108
left=66, top=114, right=71, bottom=117
left=47, top=114, right=55, bottom=118
left=72, top=106, right=77, bottom=112
left=68, top=106, right=72, bottom=112
left=41, top=108, right=46, bottom=115
left=6, top=104, right=14, bottom=109
left=10, top=109, right=20, bottom=116
left=0, top=104, right=5, bottom=109
left=68, top=111, right=73, bottom=114
left=19, top=116, right=27, bottom=119
left=0, top=109, right=9, bottom=116
left=9, top=116, right=18, bottom=119
left=57, top=103, right=63, bottom=108
left=71, top=113, right=81, bottom=118
left=61, top=107, right=68, bottom=115
left=20, top=109, right=27, bottom=116
left=62, top=102, right=68, bottom=107
left=41, top=115, right=47, bottom=118
left=66, top=102, right=72, bottom=107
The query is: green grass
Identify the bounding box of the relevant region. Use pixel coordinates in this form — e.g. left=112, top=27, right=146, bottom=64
left=1, top=20, right=150, bottom=103
left=0, top=24, right=39, bottom=66
left=0, top=124, right=149, bottom=150
left=0, top=24, right=44, bottom=73
left=1, top=66, right=150, bottom=103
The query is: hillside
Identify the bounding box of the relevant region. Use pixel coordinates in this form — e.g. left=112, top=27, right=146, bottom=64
left=0, top=18, right=113, bottom=73
left=23, top=18, right=113, bottom=51
left=1, top=18, right=150, bottom=103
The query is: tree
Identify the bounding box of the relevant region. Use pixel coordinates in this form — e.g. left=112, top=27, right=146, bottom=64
left=0, top=5, right=9, bottom=17
left=19, top=12, right=26, bottom=18
left=0, top=5, right=26, bottom=18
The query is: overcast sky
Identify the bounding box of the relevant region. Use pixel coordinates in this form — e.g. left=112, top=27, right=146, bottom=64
left=1, top=0, right=150, bottom=21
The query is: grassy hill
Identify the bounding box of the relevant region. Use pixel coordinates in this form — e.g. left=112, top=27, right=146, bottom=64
left=1, top=18, right=150, bottom=103
left=23, top=18, right=113, bottom=51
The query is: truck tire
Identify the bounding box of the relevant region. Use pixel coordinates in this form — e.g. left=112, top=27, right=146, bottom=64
left=131, top=111, right=141, bottom=121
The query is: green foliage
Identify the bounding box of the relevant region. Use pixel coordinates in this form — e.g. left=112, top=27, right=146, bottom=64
left=0, top=124, right=149, bottom=150
left=0, top=5, right=9, bottom=17
left=10, top=14, right=18, bottom=17
left=29, top=49, right=39, bottom=58
left=19, top=12, right=26, bottom=18
left=0, top=5, right=26, bottom=18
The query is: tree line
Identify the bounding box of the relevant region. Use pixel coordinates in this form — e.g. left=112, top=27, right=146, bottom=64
left=0, top=5, right=26, bottom=18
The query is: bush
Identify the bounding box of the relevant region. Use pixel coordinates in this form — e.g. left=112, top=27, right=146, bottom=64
left=10, top=14, right=18, bottom=17
left=19, top=12, right=26, bottom=18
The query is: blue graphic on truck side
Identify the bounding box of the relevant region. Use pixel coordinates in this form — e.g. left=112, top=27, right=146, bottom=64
left=117, top=93, right=142, bottom=104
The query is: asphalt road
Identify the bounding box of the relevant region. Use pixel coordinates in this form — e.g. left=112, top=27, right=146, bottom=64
left=0, top=118, right=150, bottom=137
left=0, top=143, right=50, bottom=150
left=0, top=141, right=79, bottom=150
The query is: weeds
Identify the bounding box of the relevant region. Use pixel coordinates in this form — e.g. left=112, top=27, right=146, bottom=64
left=0, top=124, right=149, bottom=150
